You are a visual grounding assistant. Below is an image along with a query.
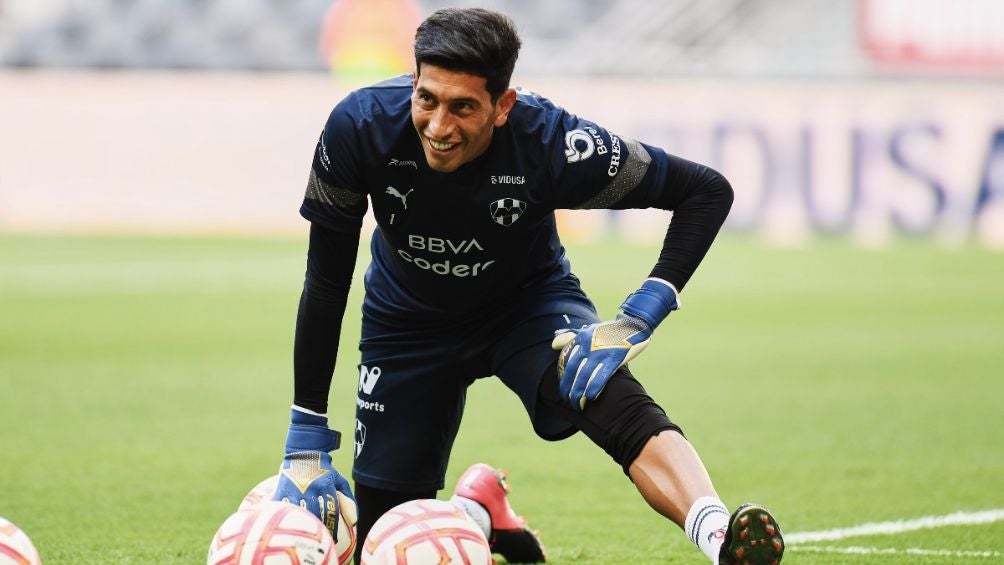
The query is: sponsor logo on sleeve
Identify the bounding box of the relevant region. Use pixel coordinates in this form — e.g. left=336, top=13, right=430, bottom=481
left=565, top=129, right=594, bottom=163
left=318, top=134, right=333, bottom=173
left=607, top=134, right=622, bottom=177
left=564, top=126, right=608, bottom=163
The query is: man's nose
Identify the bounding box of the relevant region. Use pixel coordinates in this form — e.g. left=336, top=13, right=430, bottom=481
left=426, top=106, right=453, bottom=139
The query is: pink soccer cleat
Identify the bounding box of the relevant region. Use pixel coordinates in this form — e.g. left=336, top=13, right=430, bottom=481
left=453, top=463, right=546, bottom=563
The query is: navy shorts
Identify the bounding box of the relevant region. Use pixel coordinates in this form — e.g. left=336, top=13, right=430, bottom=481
left=351, top=279, right=599, bottom=492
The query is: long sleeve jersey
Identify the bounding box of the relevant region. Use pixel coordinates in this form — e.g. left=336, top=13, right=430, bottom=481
left=292, top=75, right=733, bottom=412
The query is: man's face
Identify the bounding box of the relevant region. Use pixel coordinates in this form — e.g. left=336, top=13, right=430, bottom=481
left=411, top=64, right=516, bottom=173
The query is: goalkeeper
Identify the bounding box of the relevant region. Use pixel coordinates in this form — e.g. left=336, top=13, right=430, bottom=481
left=273, top=7, right=784, bottom=565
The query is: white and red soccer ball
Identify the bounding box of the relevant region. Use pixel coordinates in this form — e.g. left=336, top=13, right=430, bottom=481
left=208, top=500, right=339, bottom=565
left=209, top=475, right=358, bottom=565
left=237, top=475, right=282, bottom=512
left=360, top=499, right=491, bottom=564
left=0, top=516, right=41, bottom=565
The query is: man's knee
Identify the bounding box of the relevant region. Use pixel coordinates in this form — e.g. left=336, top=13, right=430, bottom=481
left=539, top=366, right=683, bottom=474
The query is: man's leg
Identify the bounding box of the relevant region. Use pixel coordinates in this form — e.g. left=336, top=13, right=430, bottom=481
left=629, top=429, right=717, bottom=524
left=351, top=317, right=470, bottom=563
left=537, top=366, right=783, bottom=564
left=491, top=296, right=782, bottom=563
left=628, top=429, right=733, bottom=562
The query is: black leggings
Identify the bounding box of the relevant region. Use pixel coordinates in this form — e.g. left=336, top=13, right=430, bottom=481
left=537, top=364, right=683, bottom=475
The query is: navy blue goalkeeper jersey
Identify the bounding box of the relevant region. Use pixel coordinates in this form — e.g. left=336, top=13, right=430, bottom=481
left=300, top=75, right=726, bottom=321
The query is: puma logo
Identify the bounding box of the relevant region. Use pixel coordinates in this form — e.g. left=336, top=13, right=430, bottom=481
left=386, top=186, right=414, bottom=209
left=388, top=158, right=418, bottom=169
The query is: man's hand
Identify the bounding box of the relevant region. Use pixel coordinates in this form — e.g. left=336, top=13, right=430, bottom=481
left=273, top=407, right=354, bottom=540
left=551, top=314, right=652, bottom=410
left=551, top=278, right=679, bottom=410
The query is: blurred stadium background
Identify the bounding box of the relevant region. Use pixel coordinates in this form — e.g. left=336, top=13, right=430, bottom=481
left=2, top=1, right=1004, bottom=564
left=2, top=0, right=1003, bottom=244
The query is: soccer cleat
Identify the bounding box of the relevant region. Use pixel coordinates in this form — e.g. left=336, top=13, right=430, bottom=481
left=454, top=463, right=546, bottom=563
left=719, top=504, right=784, bottom=565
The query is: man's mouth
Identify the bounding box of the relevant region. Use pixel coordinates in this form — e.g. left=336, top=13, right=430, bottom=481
left=427, top=138, right=457, bottom=152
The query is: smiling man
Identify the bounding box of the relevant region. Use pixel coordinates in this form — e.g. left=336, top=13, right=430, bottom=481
left=272, top=7, right=784, bottom=565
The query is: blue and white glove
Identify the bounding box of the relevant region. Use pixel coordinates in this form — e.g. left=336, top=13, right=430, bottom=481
left=273, top=407, right=354, bottom=537
left=551, top=278, right=679, bottom=410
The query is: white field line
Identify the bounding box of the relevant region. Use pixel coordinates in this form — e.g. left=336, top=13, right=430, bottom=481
left=785, top=510, right=1004, bottom=560
left=787, top=508, right=1004, bottom=544
left=790, top=545, right=1002, bottom=559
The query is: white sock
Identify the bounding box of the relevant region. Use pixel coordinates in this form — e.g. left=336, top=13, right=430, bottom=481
left=450, top=495, right=492, bottom=538
left=684, top=496, right=730, bottom=563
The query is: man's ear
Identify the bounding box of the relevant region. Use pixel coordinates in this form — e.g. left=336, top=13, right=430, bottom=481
left=493, top=88, right=518, bottom=127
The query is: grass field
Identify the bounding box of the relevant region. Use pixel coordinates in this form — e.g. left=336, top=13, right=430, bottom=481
left=1, top=232, right=1003, bottom=564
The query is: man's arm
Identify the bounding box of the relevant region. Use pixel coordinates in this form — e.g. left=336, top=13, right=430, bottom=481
left=294, top=95, right=369, bottom=410
left=552, top=130, right=733, bottom=409
left=293, top=222, right=361, bottom=413
left=623, top=151, right=734, bottom=292
left=271, top=222, right=361, bottom=539
left=273, top=95, right=368, bottom=537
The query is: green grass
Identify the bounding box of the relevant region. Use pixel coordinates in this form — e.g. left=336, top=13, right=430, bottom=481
left=1, top=233, right=1003, bottom=564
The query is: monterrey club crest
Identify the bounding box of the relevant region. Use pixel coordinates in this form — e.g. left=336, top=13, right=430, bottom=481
left=489, top=198, right=527, bottom=226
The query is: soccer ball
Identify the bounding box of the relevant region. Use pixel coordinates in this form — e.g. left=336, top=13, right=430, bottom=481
left=237, top=475, right=281, bottom=511
left=0, top=516, right=41, bottom=565
left=208, top=500, right=337, bottom=565
left=236, top=474, right=357, bottom=564
left=360, top=499, right=491, bottom=564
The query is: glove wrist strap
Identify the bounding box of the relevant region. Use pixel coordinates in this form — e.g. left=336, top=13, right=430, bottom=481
left=620, top=278, right=679, bottom=329
left=286, top=408, right=341, bottom=453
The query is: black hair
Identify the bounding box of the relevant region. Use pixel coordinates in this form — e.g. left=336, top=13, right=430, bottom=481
left=414, top=8, right=522, bottom=101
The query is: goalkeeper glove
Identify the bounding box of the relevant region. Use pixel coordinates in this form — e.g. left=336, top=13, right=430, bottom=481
left=551, top=278, right=679, bottom=410
left=273, top=407, right=354, bottom=539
